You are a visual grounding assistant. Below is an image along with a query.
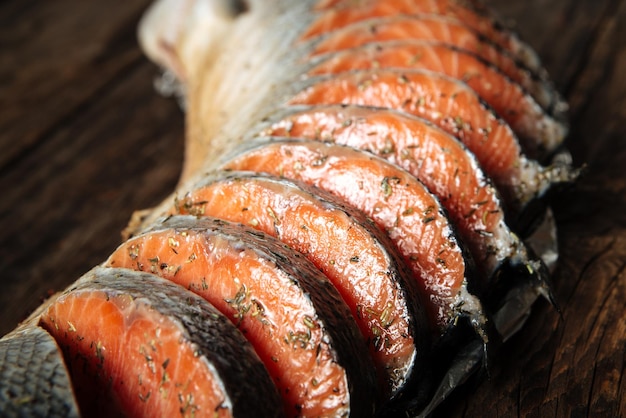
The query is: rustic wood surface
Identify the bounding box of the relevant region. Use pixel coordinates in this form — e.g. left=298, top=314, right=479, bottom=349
left=0, top=0, right=624, bottom=416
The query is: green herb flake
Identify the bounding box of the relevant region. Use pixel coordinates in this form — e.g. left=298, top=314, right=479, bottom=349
left=138, top=391, right=151, bottom=402
left=311, top=156, right=328, bottom=167
left=381, top=177, right=393, bottom=199
left=250, top=299, right=270, bottom=325
left=168, top=237, right=180, bottom=252
left=380, top=303, right=394, bottom=329
left=176, top=196, right=208, bottom=216
left=402, top=207, right=414, bottom=216
left=267, top=207, right=281, bottom=225
left=380, top=137, right=395, bottom=155
left=408, top=52, right=423, bottom=65
left=358, top=79, right=373, bottom=91
left=94, top=341, right=104, bottom=364
left=128, top=244, right=140, bottom=260
left=454, top=116, right=465, bottom=131
left=225, top=284, right=252, bottom=325
left=482, top=210, right=489, bottom=225
left=303, top=315, right=317, bottom=329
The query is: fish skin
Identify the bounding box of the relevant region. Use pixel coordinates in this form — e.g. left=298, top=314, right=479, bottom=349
left=0, top=326, right=80, bottom=418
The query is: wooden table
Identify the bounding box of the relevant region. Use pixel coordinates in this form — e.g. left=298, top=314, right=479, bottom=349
left=1, top=1, right=624, bottom=416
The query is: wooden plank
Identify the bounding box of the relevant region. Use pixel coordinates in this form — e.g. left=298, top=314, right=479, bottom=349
left=436, top=0, right=626, bottom=416
left=0, top=0, right=184, bottom=335
left=0, top=0, right=155, bottom=168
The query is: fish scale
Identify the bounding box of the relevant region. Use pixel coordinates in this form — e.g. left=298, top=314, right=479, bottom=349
left=0, top=327, right=80, bottom=418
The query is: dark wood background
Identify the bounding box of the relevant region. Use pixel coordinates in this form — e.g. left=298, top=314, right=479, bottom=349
left=1, top=0, right=624, bottom=416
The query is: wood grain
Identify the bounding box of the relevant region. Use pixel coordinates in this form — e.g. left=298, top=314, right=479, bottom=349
left=437, top=0, right=626, bottom=416
left=0, top=0, right=184, bottom=334
left=0, top=0, right=624, bottom=416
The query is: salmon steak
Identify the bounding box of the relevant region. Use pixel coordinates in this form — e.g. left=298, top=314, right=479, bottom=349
left=161, top=171, right=430, bottom=399
left=106, top=215, right=378, bottom=416
left=39, top=267, right=284, bottom=418
left=305, top=14, right=568, bottom=123
left=252, top=105, right=552, bottom=297
left=1, top=0, right=578, bottom=416
left=306, top=41, right=567, bottom=158
left=221, top=139, right=486, bottom=333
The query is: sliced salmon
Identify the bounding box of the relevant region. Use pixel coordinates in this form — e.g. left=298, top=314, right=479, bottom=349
left=256, top=106, right=520, bottom=274
left=307, top=15, right=567, bottom=123
left=301, top=0, right=543, bottom=72
left=39, top=267, right=284, bottom=418
left=287, top=69, right=578, bottom=214
left=106, top=217, right=377, bottom=417
left=220, top=139, right=486, bottom=336
left=307, top=41, right=567, bottom=157
left=160, top=171, right=430, bottom=399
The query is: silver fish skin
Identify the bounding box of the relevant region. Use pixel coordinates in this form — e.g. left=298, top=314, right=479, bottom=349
left=136, top=0, right=577, bottom=226
left=0, top=325, right=80, bottom=418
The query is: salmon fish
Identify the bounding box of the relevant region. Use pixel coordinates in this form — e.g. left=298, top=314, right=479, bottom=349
left=2, top=0, right=576, bottom=416
left=306, top=14, right=568, bottom=127
left=287, top=69, right=578, bottom=217
left=106, top=216, right=377, bottom=417
left=162, top=171, right=430, bottom=400
left=307, top=41, right=567, bottom=158
left=221, top=139, right=487, bottom=337
left=253, top=105, right=552, bottom=296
